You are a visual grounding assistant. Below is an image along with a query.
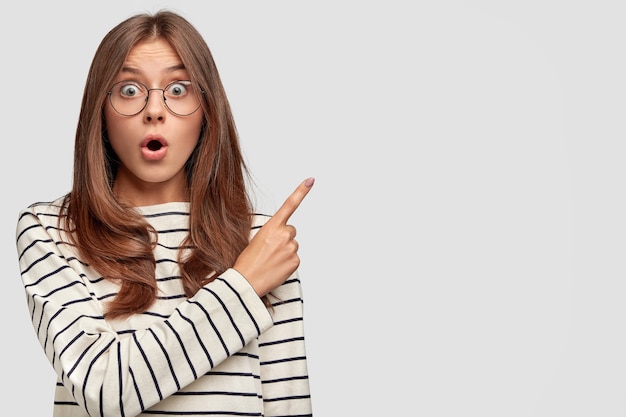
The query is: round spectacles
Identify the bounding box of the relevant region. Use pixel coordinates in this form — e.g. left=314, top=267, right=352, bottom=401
left=107, top=80, right=204, bottom=116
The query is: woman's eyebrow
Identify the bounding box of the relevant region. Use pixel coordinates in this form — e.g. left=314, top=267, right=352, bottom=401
left=120, top=66, right=142, bottom=74
left=166, top=64, right=186, bottom=72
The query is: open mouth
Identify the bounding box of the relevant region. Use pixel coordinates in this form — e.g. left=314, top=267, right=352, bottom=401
left=146, top=140, right=163, bottom=151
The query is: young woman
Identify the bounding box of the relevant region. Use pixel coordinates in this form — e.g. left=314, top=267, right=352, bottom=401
left=16, top=10, right=314, bottom=417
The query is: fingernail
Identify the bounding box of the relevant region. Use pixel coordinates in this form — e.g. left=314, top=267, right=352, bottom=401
left=305, top=177, right=315, bottom=187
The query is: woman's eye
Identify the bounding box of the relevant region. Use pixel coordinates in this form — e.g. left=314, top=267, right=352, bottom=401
left=167, top=82, right=189, bottom=97
left=120, top=84, right=141, bottom=97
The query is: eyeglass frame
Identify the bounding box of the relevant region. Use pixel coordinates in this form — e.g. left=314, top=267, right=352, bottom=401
left=106, top=79, right=205, bottom=117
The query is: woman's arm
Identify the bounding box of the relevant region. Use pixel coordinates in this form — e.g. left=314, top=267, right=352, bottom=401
left=259, top=271, right=313, bottom=416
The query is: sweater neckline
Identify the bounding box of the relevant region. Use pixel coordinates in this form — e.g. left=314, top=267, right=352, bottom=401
left=133, top=201, right=190, bottom=215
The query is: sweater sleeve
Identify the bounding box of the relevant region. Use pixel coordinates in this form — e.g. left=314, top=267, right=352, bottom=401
left=16, top=207, right=274, bottom=417
left=259, top=271, right=313, bottom=416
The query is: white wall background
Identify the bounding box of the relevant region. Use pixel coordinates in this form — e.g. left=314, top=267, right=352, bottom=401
left=2, top=1, right=625, bottom=415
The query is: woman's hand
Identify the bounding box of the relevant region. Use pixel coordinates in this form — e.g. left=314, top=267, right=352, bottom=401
left=233, top=178, right=315, bottom=296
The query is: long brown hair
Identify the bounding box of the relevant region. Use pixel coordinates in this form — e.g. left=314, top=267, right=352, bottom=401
left=61, top=10, right=254, bottom=319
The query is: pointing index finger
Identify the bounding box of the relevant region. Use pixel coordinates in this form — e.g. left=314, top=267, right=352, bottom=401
left=272, top=177, right=315, bottom=225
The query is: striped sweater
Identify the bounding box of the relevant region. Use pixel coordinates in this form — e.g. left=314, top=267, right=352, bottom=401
left=15, top=198, right=312, bottom=417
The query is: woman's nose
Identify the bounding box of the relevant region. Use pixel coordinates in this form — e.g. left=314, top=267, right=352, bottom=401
left=144, top=90, right=166, bottom=121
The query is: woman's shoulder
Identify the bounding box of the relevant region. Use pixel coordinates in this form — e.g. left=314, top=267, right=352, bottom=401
left=16, top=196, right=68, bottom=240
left=20, top=195, right=67, bottom=218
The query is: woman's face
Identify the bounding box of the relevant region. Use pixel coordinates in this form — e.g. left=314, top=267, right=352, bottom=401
left=103, top=37, right=203, bottom=206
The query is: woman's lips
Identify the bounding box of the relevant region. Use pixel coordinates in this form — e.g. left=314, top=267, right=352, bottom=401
left=141, top=135, right=168, bottom=161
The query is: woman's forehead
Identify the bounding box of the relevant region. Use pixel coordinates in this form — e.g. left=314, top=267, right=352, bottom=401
left=123, top=38, right=184, bottom=72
